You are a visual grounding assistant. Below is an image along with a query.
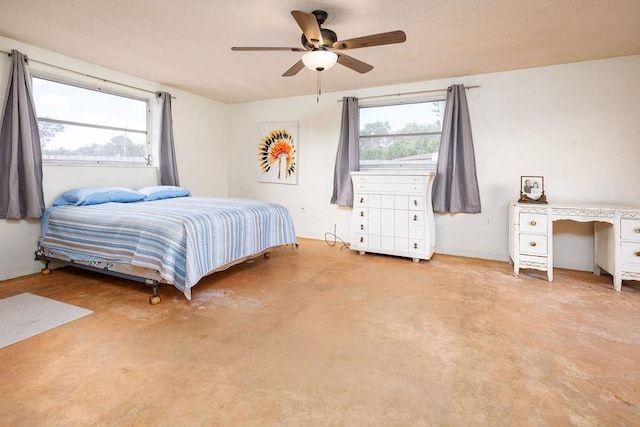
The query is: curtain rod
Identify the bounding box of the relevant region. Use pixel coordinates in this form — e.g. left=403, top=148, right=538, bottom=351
left=338, top=85, right=480, bottom=102
left=1, top=48, right=175, bottom=99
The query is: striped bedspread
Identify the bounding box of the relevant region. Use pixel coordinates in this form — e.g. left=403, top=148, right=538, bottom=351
left=39, top=197, right=297, bottom=299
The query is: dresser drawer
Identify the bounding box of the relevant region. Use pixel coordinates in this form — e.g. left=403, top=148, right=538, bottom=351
left=409, top=239, right=425, bottom=254
left=355, top=208, right=368, bottom=220
left=409, top=196, right=424, bottom=211
left=355, top=221, right=368, bottom=233
left=354, top=194, right=367, bottom=208
left=395, top=195, right=409, bottom=210
left=620, top=242, right=640, bottom=265
left=354, top=233, right=368, bottom=248
left=352, top=175, right=423, bottom=185
left=409, top=225, right=424, bottom=238
left=520, top=213, right=547, bottom=233
left=395, top=237, right=409, bottom=253
left=354, top=182, right=424, bottom=194
left=621, top=219, right=640, bottom=241
left=519, top=233, right=548, bottom=256
left=410, top=211, right=424, bottom=225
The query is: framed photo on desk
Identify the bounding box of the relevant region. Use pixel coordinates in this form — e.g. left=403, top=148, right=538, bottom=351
left=519, top=175, right=548, bottom=203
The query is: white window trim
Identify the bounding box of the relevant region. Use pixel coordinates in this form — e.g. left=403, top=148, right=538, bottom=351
left=30, top=65, right=156, bottom=168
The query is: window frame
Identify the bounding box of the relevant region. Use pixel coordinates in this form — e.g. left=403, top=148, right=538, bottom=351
left=31, top=72, right=153, bottom=167
left=358, top=94, right=446, bottom=170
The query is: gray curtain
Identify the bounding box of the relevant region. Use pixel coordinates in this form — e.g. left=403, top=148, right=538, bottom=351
left=432, top=84, right=481, bottom=213
left=157, top=91, right=179, bottom=186
left=330, top=97, right=359, bottom=207
left=0, top=50, right=45, bottom=219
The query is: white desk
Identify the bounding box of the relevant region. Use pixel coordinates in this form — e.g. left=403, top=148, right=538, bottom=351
left=508, top=202, right=640, bottom=291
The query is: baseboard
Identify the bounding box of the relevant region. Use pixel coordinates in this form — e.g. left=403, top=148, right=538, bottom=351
left=0, top=263, right=41, bottom=281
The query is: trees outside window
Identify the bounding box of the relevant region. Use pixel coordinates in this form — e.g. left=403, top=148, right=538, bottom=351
left=32, top=77, right=149, bottom=164
left=359, top=99, right=444, bottom=168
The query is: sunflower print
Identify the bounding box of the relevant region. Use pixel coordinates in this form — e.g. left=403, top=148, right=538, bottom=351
left=258, top=129, right=296, bottom=179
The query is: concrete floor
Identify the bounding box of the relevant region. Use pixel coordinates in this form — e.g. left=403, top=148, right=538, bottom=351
left=0, top=237, right=639, bottom=426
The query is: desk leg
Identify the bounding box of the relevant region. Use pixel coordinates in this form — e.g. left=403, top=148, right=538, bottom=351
left=513, top=259, right=519, bottom=277
left=613, top=275, right=622, bottom=292
left=547, top=269, right=553, bottom=282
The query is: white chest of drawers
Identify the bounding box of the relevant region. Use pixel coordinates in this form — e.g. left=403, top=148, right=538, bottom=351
left=350, top=171, right=436, bottom=262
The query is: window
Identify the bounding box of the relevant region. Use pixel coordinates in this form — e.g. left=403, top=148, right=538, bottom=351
left=359, top=98, right=445, bottom=168
left=32, top=77, right=150, bottom=165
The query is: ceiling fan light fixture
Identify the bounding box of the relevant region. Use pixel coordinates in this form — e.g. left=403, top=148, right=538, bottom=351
left=302, top=50, right=338, bottom=71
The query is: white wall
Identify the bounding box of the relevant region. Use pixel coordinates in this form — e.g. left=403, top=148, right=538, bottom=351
left=0, top=36, right=230, bottom=280
left=1, top=33, right=637, bottom=280
left=228, top=55, right=640, bottom=271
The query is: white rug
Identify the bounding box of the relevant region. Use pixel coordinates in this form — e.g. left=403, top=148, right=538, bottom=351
left=0, top=292, right=93, bottom=349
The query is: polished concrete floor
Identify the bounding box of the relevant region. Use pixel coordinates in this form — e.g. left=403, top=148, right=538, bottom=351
left=1, top=238, right=639, bottom=426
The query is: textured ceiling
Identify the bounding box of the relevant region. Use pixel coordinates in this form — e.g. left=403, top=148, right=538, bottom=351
left=0, top=0, right=639, bottom=104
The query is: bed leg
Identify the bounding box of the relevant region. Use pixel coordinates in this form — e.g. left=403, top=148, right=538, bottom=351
left=263, top=251, right=271, bottom=259
left=149, top=284, right=161, bottom=305
left=41, top=260, right=51, bottom=275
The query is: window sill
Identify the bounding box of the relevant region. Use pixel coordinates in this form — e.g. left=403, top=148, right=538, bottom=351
left=43, top=161, right=155, bottom=168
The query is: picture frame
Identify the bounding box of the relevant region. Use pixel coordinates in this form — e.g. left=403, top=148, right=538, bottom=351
left=519, top=175, right=548, bottom=204
left=257, top=122, right=298, bottom=185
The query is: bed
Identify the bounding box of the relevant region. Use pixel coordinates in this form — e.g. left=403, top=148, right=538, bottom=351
left=36, top=186, right=297, bottom=303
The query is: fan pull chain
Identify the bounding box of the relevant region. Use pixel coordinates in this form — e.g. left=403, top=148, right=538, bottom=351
left=316, top=70, right=321, bottom=103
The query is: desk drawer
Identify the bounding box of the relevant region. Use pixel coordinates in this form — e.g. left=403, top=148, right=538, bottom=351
left=621, top=219, right=640, bottom=242
left=520, top=213, right=547, bottom=233
left=621, top=242, right=640, bottom=265
left=519, top=233, right=548, bottom=256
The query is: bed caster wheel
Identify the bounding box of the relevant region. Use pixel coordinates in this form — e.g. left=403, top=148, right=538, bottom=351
left=263, top=252, right=271, bottom=259
left=149, top=295, right=161, bottom=305
left=41, top=268, right=51, bottom=275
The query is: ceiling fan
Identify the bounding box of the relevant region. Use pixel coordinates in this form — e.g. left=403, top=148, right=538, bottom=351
left=231, top=10, right=407, bottom=77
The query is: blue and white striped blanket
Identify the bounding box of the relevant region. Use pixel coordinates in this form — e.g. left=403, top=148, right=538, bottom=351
left=40, top=197, right=297, bottom=299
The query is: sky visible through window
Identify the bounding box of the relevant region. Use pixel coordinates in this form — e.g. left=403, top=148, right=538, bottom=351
left=33, top=77, right=147, bottom=151
left=360, top=101, right=444, bottom=132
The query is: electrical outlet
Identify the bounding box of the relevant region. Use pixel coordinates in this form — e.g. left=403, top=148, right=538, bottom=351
left=485, top=217, right=493, bottom=226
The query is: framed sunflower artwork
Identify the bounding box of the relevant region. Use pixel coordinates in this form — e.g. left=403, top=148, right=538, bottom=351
left=257, top=122, right=298, bottom=184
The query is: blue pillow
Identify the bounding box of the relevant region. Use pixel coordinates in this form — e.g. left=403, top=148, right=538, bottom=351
left=138, top=186, right=191, bottom=201
left=53, top=187, right=145, bottom=206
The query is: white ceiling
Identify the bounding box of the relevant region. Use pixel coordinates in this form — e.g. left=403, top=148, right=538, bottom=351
left=0, top=0, right=639, bottom=104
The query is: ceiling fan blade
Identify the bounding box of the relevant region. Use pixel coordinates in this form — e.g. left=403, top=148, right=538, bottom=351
left=332, top=30, right=406, bottom=50
left=336, top=53, right=374, bottom=74
left=282, top=60, right=305, bottom=77
left=291, top=10, right=323, bottom=46
left=231, top=47, right=307, bottom=52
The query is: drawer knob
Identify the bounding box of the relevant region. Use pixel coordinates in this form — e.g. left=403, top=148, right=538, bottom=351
left=530, top=241, right=537, bottom=247
left=635, top=251, right=640, bottom=257
left=360, top=224, right=364, bottom=230
left=413, top=243, right=418, bottom=249
left=360, top=197, right=364, bottom=203
left=413, top=214, right=418, bottom=221
left=634, top=228, right=640, bottom=233
left=530, top=220, right=537, bottom=226
left=360, top=211, right=364, bottom=217
left=360, top=237, right=364, bottom=243
left=413, top=199, right=418, bottom=206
